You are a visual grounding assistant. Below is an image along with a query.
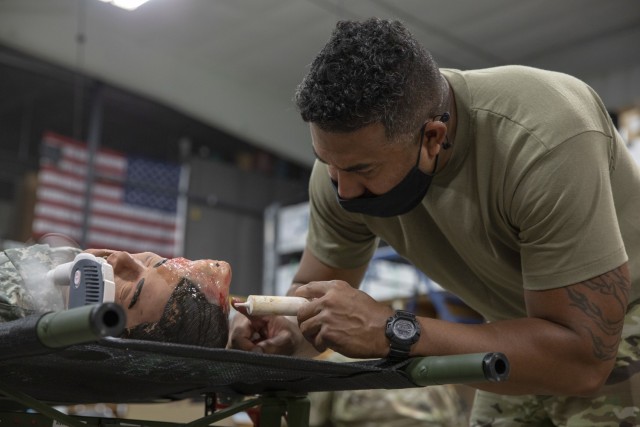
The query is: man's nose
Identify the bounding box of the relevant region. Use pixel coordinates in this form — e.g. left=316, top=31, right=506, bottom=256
left=336, top=171, right=365, bottom=200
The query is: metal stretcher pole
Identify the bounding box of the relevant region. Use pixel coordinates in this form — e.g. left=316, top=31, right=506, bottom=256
left=184, top=397, right=263, bottom=427
left=255, top=393, right=310, bottom=427
left=405, top=352, right=510, bottom=385
left=0, top=382, right=87, bottom=427
left=183, top=393, right=310, bottom=427
left=284, top=395, right=311, bottom=427
left=0, top=303, right=126, bottom=425
left=198, top=353, right=509, bottom=427
left=0, top=302, right=126, bottom=361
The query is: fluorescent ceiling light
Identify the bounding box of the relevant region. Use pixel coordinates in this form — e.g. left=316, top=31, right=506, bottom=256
left=98, top=0, right=151, bottom=11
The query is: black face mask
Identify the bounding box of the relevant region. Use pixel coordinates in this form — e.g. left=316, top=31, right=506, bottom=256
left=331, top=132, right=438, bottom=218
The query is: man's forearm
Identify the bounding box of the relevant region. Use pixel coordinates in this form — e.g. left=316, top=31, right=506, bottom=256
left=413, top=316, right=615, bottom=396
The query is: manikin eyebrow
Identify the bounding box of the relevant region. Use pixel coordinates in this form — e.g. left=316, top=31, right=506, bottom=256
left=312, top=147, right=373, bottom=173
left=128, top=278, right=145, bottom=309
left=153, top=258, right=168, bottom=268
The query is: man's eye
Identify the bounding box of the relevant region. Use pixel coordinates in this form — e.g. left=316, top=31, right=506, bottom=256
left=357, top=169, right=375, bottom=177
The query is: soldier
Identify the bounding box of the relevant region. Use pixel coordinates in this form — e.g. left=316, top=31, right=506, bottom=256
left=229, top=18, right=640, bottom=425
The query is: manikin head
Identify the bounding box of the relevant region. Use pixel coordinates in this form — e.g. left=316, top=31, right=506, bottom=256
left=86, top=249, right=232, bottom=348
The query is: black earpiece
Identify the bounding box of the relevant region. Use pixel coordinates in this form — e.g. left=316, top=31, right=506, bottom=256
left=436, top=112, right=451, bottom=148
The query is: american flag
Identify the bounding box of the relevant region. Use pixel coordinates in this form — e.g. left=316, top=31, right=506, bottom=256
left=32, top=132, right=186, bottom=257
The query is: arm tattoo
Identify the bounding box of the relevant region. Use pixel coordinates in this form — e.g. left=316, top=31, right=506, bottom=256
left=565, top=265, right=630, bottom=361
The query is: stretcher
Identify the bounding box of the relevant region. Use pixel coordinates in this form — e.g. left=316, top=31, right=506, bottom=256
left=0, top=304, right=509, bottom=426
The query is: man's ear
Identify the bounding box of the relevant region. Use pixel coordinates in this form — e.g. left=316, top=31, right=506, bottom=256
left=423, top=121, right=448, bottom=158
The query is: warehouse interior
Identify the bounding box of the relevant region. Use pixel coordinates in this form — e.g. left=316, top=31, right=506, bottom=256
left=1, top=0, right=640, bottom=425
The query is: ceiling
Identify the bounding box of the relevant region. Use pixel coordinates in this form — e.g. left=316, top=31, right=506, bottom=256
left=1, top=0, right=639, bottom=167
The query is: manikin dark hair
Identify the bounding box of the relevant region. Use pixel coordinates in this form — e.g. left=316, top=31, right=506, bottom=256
left=295, top=18, right=447, bottom=141
left=122, top=278, right=228, bottom=348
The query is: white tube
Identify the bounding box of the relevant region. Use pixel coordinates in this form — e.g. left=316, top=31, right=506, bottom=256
left=235, top=295, right=309, bottom=316
left=100, top=261, right=115, bottom=303
left=46, top=261, right=74, bottom=287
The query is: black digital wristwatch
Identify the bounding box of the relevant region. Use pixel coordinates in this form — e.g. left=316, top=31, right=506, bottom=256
left=385, top=310, right=421, bottom=361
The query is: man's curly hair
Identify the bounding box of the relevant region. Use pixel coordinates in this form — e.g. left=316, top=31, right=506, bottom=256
left=121, top=278, right=228, bottom=348
left=295, top=18, right=446, bottom=141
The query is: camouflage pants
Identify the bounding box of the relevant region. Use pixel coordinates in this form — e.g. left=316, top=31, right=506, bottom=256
left=308, top=351, right=469, bottom=427
left=470, top=302, right=640, bottom=427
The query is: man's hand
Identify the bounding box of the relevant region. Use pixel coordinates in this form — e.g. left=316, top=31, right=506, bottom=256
left=295, top=280, right=394, bottom=359
left=227, top=299, right=316, bottom=357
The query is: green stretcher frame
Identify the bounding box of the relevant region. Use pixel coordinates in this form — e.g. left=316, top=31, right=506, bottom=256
left=0, top=352, right=508, bottom=427
left=0, top=304, right=509, bottom=427
left=0, top=386, right=310, bottom=427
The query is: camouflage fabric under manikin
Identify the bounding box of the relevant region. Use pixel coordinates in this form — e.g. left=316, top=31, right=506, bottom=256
left=469, top=301, right=640, bottom=426
left=308, top=351, right=469, bottom=427
left=0, top=244, right=80, bottom=322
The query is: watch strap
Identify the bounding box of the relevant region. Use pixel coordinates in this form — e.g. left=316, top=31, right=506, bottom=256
left=387, top=345, right=411, bottom=361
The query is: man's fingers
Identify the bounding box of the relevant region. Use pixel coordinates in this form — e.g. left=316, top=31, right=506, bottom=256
left=298, top=314, right=329, bottom=353
left=226, top=322, right=260, bottom=351
left=231, top=297, right=250, bottom=316
left=255, top=330, right=294, bottom=355
left=227, top=312, right=268, bottom=351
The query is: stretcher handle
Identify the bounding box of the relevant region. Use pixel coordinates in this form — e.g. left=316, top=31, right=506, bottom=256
left=37, top=302, right=126, bottom=348
left=405, top=352, right=509, bottom=385
left=0, top=302, right=126, bottom=361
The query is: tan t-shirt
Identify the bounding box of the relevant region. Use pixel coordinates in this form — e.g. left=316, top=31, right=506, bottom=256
left=307, top=65, right=640, bottom=321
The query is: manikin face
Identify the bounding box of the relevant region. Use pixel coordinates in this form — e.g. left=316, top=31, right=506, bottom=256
left=84, top=249, right=232, bottom=328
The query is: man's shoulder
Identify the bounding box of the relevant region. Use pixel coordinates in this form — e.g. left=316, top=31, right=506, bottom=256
left=445, top=66, right=609, bottom=146
left=443, top=65, right=574, bottom=81
left=444, top=65, right=589, bottom=96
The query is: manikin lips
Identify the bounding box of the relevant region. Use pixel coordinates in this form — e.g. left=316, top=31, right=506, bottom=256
left=164, top=258, right=232, bottom=313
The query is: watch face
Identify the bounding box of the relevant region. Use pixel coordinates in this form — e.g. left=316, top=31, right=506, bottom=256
left=392, top=319, right=416, bottom=340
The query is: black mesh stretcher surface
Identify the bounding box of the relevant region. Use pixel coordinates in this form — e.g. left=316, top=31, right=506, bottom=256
left=0, top=337, right=418, bottom=405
